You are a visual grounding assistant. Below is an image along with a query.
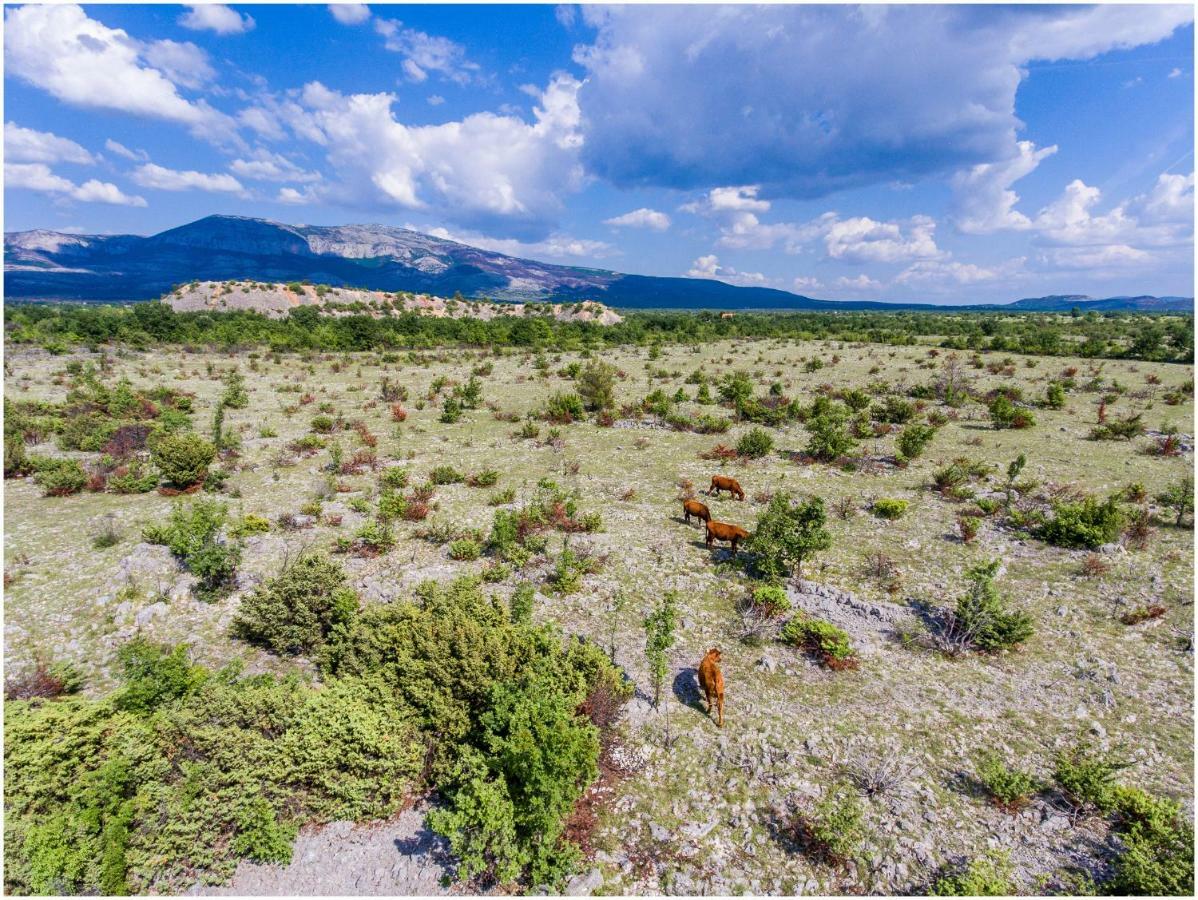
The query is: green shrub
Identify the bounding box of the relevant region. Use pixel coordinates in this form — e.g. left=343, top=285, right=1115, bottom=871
left=1045, top=381, right=1067, bottom=409
left=149, top=431, right=216, bottom=488
left=930, top=851, right=1017, bottom=896
left=751, top=584, right=790, bottom=616
left=5, top=426, right=29, bottom=477
left=3, top=662, right=423, bottom=895
left=989, top=395, right=1035, bottom=429
left=428, top=675, right=598, bottom=887
left=1035, top=496, right=1124, bottom=548
left=576, top=361, right=616, bottom=411
left=953, top=560, right=1033, bottom=652
left=976, top=752, right=1040, bottom=808
left=430, top=465, right=464, bottom=485
left=896, top=423, right=936, bottom=460
left=310, top=415, right=335, bottom=434
left=33, top=458, right=87, bottom=496
left=448, top=538, right=482, bottom=561
left=115, top=638, right=208, bottom=714
left=871, top=498, right=908, bottom=520
left=793, top=782, right=863, bottom=864
left=1107, top=797, right=1194, bottom=896
left=1155, top=476, right=1194, bottom=527
left=376, top=490, right=408, bottom=523
left=736, top=427, right=775, bottom=458
left=747, top=493, right=831, bottom=580
left=232, top=554, right=359, bottom=655
left=380, top=466, right=410, bottom=489
left=229, top=514, right=271, bottom=538
left=440, top=397, right=463, bottom=423
left=544, top=392, right=585, bottom=424
left=143, top=498, right=240, bottom=598
left=489, top=487, right=516, bottom=506
left=1052, top=743, right=1130, bottom=813
left=871, top=395, right=915, bottom=424
left=467, top=469, right=500, bottom=488
left=781, top=615, right=856, bottom=667
left=805, top=404, right=856, bottom=461
left=221, top=371, right=249, bottom=409
left=509, top=583, right=535, bottom=625
left=321, top=576, right=626, bottom=887
left=1089, top=413, right=1145, bottom=441
left=107, top=462, right=158, bottom=494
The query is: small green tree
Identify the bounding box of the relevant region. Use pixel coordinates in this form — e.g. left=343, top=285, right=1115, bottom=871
left=747, top=493, right=832, bottom=580
left=643, top=592, right=678, bottom=708
left=896, top=423, right=936, bottom=461
left=221, top=370, right=249, bottom=409
left=805, top=404, right=856, bottom=461
left=1155, top=475, right=1194, bottom=527
left=509, top=583, right=535, bottom=625
left=576, top=361, right=616, bottom=411
left=953, top=560, right=1033, bottom=651
left=1004, top=453, right=1026, bottom=509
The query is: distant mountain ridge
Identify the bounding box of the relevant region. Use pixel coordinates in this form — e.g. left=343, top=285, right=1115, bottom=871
left=4, top=215, right=1192, bottom=312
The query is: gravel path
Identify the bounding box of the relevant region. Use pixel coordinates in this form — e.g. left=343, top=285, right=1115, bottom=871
left=196, top=803, right=453, bottom=896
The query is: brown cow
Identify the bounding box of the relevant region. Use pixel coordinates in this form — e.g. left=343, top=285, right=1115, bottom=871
left=682, top=498, right=711, bottom=525
left=709, top=475, right=745, bottom=500
left=705, top=520, right=750, bottom=552
left=697, top=648, right=725, bottom=727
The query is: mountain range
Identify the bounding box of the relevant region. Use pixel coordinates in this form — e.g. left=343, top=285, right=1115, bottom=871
left=4, top=215, right=1192, bottom=313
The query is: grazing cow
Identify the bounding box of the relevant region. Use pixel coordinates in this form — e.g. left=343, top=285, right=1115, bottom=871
left=682, top=498, right=711, bottom=525
left=709, top=475, right=745, bottom=500
left=697, top=648, right=725, bottom=727
left=705, top=520, right=751, bottom=553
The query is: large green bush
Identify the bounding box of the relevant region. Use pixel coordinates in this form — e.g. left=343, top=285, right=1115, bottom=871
left=3, top=647, right=423, bottom=895
left=747, top=493, right=832, bottom=579
left=232, top=555, right=359, bottom=655
left=32, top=458, right=87, bottom=496
left=149, top=430, right=216, bottom=488
left=1035, top=496, right=1124, bottom=549
left=319, top=576, right=629, bottom=888
left=736, top=427, right=775, bottom=458
left=805, top=403, right=857, bottom=461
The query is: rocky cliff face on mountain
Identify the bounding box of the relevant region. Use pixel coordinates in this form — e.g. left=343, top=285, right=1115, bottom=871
left=4, top=215, right=1193, bottom=312
left=165, top=279, right=624, bottom=324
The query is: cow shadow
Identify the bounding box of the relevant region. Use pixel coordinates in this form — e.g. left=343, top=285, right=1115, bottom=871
left=672, top=667, right=707, bottom=716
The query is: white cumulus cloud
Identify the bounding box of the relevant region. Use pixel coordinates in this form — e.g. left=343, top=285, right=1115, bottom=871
left=373, top=19, right=479, bottom=84
left=6, top=162, right=146, bottom=206
left=131, top=162, right=244, bottom=193
left=951, top=141, right=1058, bottom=233
left=5, top=122, right=96, bottom=165
left=179, top=5, right=255, bottom=35
left=4, top=4, right=237, bottom=143
left=686, top=254, right=769, bottom=286
left=603, top=208, right=670, bottom=230
left=329, top=5, right=371, bottom=26
left=283, top=73, right=586, bottom=237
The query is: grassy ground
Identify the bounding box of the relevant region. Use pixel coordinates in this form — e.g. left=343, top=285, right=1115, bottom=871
left=4, top=336, right=1193, bottom=894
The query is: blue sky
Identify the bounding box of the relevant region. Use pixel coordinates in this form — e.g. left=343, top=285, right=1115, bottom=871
left=4, top=3, right=1194, bottom=303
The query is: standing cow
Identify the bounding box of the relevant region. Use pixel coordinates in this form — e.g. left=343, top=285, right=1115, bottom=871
left=698, top=648, right=725, bottom=727
left=682, top=498, right=711, bottom=525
